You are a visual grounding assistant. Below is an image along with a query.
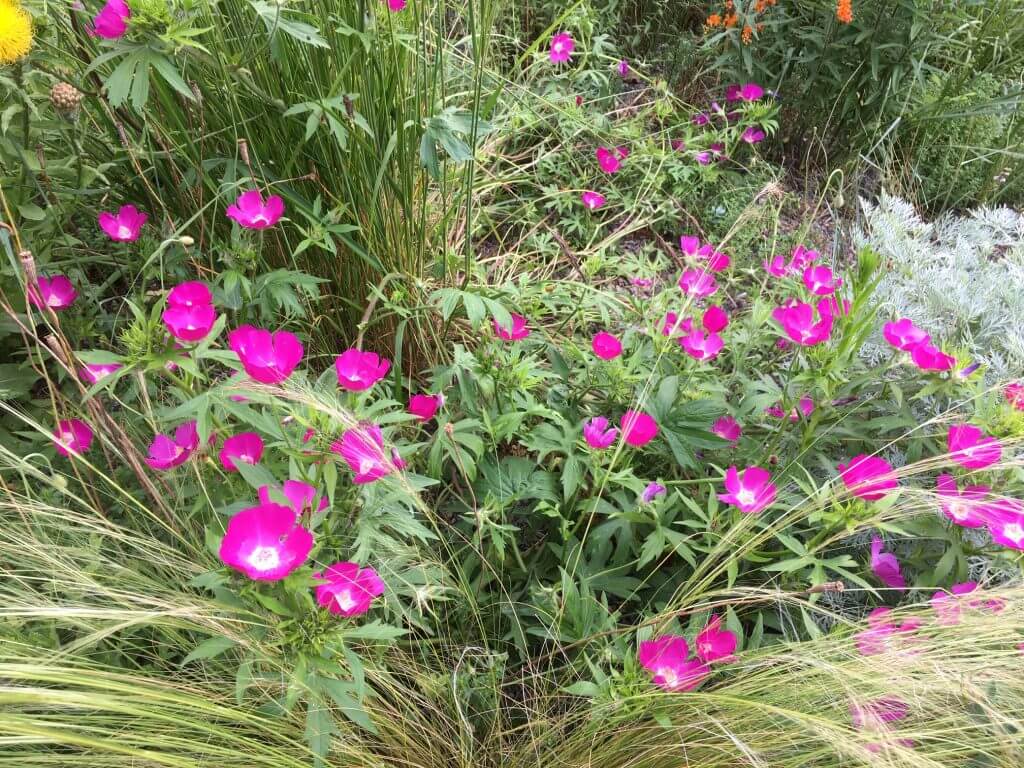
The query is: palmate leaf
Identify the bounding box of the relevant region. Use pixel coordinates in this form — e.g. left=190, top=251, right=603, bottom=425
left=249, top=1, right=329, bottom=49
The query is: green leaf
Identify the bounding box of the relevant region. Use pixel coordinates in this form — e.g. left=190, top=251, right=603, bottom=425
left=304, top=699, right=335, bottom=767
left=181, top=635, right=236, bottom=666
left=320, top=678, right=377, bottom=733
left=235, top=658, right=254, bottom=705
left=341, top=621, right=407, bottom=642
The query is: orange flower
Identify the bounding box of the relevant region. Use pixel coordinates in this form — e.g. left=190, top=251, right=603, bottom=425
left=706, top=12, right=722, bottom=27
left=742, top=25, right=753, bottom=44
left=724, top=12, right=738, bottom=28
left=837, top=0, right=853, bottom=23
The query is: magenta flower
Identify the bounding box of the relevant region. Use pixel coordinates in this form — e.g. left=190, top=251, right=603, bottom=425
left=408, top=393, right=443, bottom=421
left=630, top=277, right=654, bottom=288
left=228, top=325, right=304, bottom=384
left=583, top=416, right=618, bottom=449
left=385, top=0, right=406, bottom=11
left=679, top=239, right=731, bottom=272
left=592, top=331, right=622, bottom=360
left=850, top=697, right=909, bottom=730
left=641, top=482, right=666, bottom=503
left=678, top=269, right=717, bottom=298
left=258, top=480, right=328, bottom=514
left=661, top=312, right=693, bottom=337
left=1005, top=382, right=1024, bottom=411
left=680, top=329, right=724, bottom=362
left=726, top=82, right=764, bottom=102
left=837, top=455, right=898, bottom=501
left=695, top=151, right=712, bottom=165
left=702, top=305, right=729, bottom=333
left=80, top=361, right=123, bottom=384
left=146, top=420, right=200, bottom=471
left=335, top=348, right=391, bottom=392
left=29, top=275, right=77, bottom=311
left=162, top=282, right=218, bottom=342
left=98, top=204, right=147, bottom=242
left=638, top=636, right=711, bottom=692
left=910, top=342, right=955, bottom=372
left=332, top=424, right=398, bottom=484
left=947, top=424, right=1001, bottom=470
left=765, top=396, right=814, bottom=422
left=741, top=126, right=765, bottom=144
left=219, top=432, right=265, bottom=472
left=772, top=301, right=834, bottom=346
left=870, top=536, right=906, bottom=591
left=695, top=615, right=737, bottom=663
left=883, top=318, right=930, bottom=351
left=53, top=419, right=93, bottom=457
left=679, top=235, right=701, bottom=256
left=803, top=265, right=841, bottom=296
left=314, top=562, right=386, bottom=616
left=494, top=313, right=530, bottom=341
left=985, top=499, right=1024, bottom=551
left=931, top=581, right=979, bottom=625
left=712, top=415, right=741, bottom=444
left=596, top=146, right=622, bottom=174
left=616, top=59, right=629, bottom=76
left=549, top=32, right=574, bottom=64
left=90, top=0, right=130, bottom=39
left=692, top=112, right=710, bottom=127
left=581, top=191, right=606, bottom=210
left=936, top=474, right=990, bottom=528
left=720, top=465, right=776, bottom=514
left=671, top=139, right=686, bottom=151
left=226, top=190, right=285, bottom=229
left=856, top=609, right=922, bottom=656
left=620, top=410, right=658, bottom=447
left=219, top=502, right=313, bottom=581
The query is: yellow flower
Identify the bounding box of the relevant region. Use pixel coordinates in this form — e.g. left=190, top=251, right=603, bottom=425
left=0, top=0, right=33, bottom=65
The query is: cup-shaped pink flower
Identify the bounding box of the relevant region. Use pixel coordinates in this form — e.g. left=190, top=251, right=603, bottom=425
left=408, top=393, right=443, bottom=421
left=53, top=419, right=93, bottom=457
left=581, top=191, right=605, bottom=210
left=620, top=410, right=658, bottom=447
left=740, top=82, right=764, bottom=101
left=583, top=416, right=618, bottom=449
left=850, top=697, right=909, bottom=730
left=494, top=313, right=530, bottom=341
left=549, top=32, right=574, bottom=63
left=678, top=269, right=717, bottom=298
left=314, top=562, right=386, bottom=616
left=641, top=482, right=666, bottom=503
left=616, top=59, right=629, bottom=76
left=936, top=474, right=990, bottom=528
left=90, top=0, right=130, bottom=39
left=931, top=581, right=979, bottom=625
left=772, top=301, right=834, bottom=346
left=80, top=361, right=123, bottom=384
left=883, top=318, right=929, bottom=351
left=385, top=0, right=406, bottom=11
left=702, top=305, right=729, bottom=333
left=596, top=146, right=621, bottom=174
left=638, top=636, right=710, bottom=692
left=1005, top=382, right=1024, bottom=411
left=680, top=329, right=724, bottom=362
left=695, top=615, right=737, bottom=663
left=985, top=500, right=1024, bottom=551
left=947, top=424, right=1001, bottom=470
left=219, top=432, right=265, bottom=472
left=226, top=190, right=285, bottom=229
left=712, top=415, right=741, bottom=444
left=219, top=502, right=313, bottom=581
left=910, top=342, right=955, bottom=372
left=162, top=282, right=217, bottom=342
left=228, top=325, right=304, bottom=384
left=98, top=204, right=147, bottom=242
left=765, top=254, right=789, bottom=277
left=741, top=127, right=766, bottom=144
left=661, top=312, right=692, bottom=337
left=680, top=235, right=701, bottom=256
left=259, top=480, right=328, bottom=514
left=332, top=424, right=397, bottom=484
left=335, top=348, right=391, bottom=391
left=592, top=331, right=622, bottom=360
left=146, top=420, right=200, bottom=470
left=29, top=275, right=77, bottom=310
left=837, top=454, right=898, bottom=501
left=870, top=535, right=906, bottom=591
left=803, top=265, right=841, bottom=295
left=720, top=465, right=776, bottom=514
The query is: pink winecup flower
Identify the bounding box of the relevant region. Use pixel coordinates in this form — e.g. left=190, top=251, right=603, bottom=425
left=936, top=474, right=990, bottom=528
left=408, top=393, right=443, bottom=421
left=596, top=147, right=621, bottom=174
left=765, top=395, right=814, bottom=422
left=642, top=482, right=666, bottom=503
left=803, top=265, right=841, bottom=296
left=228, top=325, right=304, bottom=384
left=947, top=424, right=1001, bottom=470
left=680, top=329, right=724, bottom=362
left=385, top=0, right=406, bottom=11
left=259, top=480, right=328, bottom=514
left=855, top=609, right=922, bottom=656
left=219, top=432, right=265, bottom=472
left=985, top=500, right=1024, bottom=551
left=219, top=502, right=313, bottom=581
left=226, top=190, right=285, bottom=229
left=702, top=305, right=729, bottom=333
left=616, top=59, right=629, bottom=76
left=772, top=301, right=834, bottom=346
left=98, top=204, right=147, bottom=242
left=695, top=616, right=737, bottom=663
left=146, top=420, right=200, bottom=470
left=661, top=312, right=693, bottom=337
left=29, top=275, right=77, bottom=310
left=494, top=313, right=530, bottom=341
left=870, top=535, right=906, bottom=591
left=678, top=269, right=717, bottom=298
left=314, top=562, right=386, bottom=616
left=720, top=465, right=776, bottom=514
left=739, top=82, right=764, bottom=101
left=910, top=342, right=955, bottom=372
left=1005, top=382, right=1024, bottom=411
left=332, top=424, right=397, bottom=484
left=592, top=332, right=623, bottom=360
left=741, top=127, right=765, bottom=144
left=679, top=235, right=701, bottom=256
left=850, top=697, right=909, bottom=730
left=837, top=455, right=898, bottom=501
left=712, top=415, right=741, bottom=444
left=883, top=318, right=929, bottom=351
left=931, top=581, right=979, bottom=625
left=80, top=362, right=123, bottom=384
left=53, top=419, right=93, bottom=457
left=581, top=191, right=606, bottom=210
left=335, top=348, right=391, bottom=392
left=162, top=282, right=218, bottom=342
left=638, top=636, right=711, bottom=692
left=549, top=32, right=574, bottom=63
left=583, top=416, right=618, bottom=449
left=620, top=410, right=658, bottom=447
left=90, top=0, right=130, bottom=39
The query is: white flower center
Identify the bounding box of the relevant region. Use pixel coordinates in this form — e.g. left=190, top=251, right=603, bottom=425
left=656, top=667, right=678, bottom=687
left=553, top=42, right=565, bottom=52
left=334, top=589, right=356, bottom=612
left=948, top=501, right=968, bottom=521
left=117, top=225, right=132, bottom=239
left=737, top=488, right=756, bottom=507
left=247, top=545, right=281, bottom=572
left=358, top=457, right=377, bottom=475
left=1003, top=523, right=1024, bottom=544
